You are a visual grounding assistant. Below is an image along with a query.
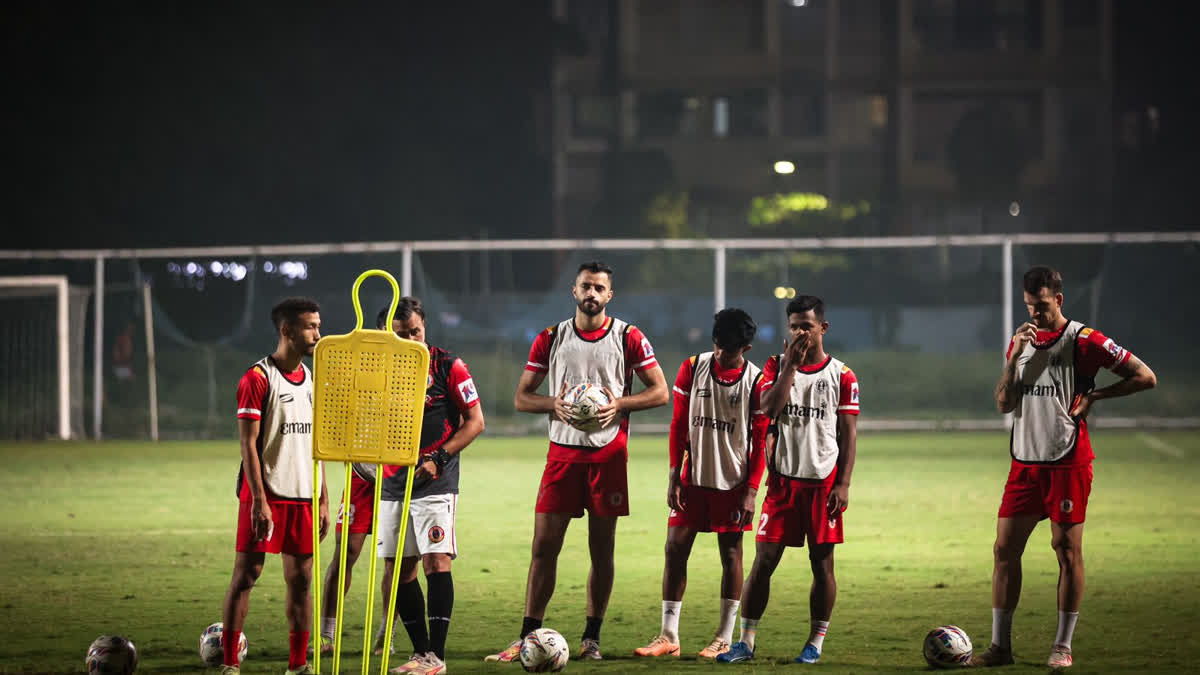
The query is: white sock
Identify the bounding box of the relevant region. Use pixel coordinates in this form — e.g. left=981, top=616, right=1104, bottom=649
left=808, top=619, right=829, bottom=652
left=661, top=601, right=682, bottom=643
left=1054, top=611, right=1079, bottom=650
left=717, top=598, right=740, bottom=643
left=321, top=618, right=336, bottom=637
left=739, top=618, right=759, bottom=650
left=992, top=608, right=1014, bottom=651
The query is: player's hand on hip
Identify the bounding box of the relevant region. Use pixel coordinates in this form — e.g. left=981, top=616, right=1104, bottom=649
left=415, top=458, right=439, bottom=481
left=251, top=499, right=273, bottom=543
left=1012, top=322, right=1038, bottom=351
left=1069, top=392, right=1094, bottom=419
left=596, top=386, right=621, bottom=428
left=318, top=501, right=331, bottom=542
left=553, top=381, right=575, bottom=424
left=827, top=484, right=849, bottom=516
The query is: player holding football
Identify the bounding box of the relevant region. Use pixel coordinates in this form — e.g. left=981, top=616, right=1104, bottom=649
left=717, top=295, right=859, bottom=665
left=634, top=308, right=769, bottom=660
left=971, top=266, right=1155, bottom=669
left=486, top=261, right=669, bottom=663
left=222, top=297, right=330, bottom=675
left=317, top=297, right=485, bottom=675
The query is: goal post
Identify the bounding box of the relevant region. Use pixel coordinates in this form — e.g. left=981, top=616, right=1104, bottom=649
left=0, top=276, right=74, bottom=439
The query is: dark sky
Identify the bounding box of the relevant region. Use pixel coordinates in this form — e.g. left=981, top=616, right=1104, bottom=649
left=2, top=2, right=1196, bottom=250
left=2, top=2, right=551, bottom=249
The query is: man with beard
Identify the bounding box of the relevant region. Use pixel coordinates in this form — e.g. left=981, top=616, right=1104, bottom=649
left=486, top=261, right=670, bottom=663
left=221, top=297, right=330, bottom=675
left=971, top=265, right=1156, bottom=669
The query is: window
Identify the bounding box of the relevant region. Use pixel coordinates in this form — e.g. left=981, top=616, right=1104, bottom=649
left=782, top=92, right=825, bottom=137
left=572, top=94, right=616, bottom=138
left=912, top=0, right=1043, bottom=52
left=727, top=89, right=769, bottom=137
left=636, top=91, right=687, bottom=139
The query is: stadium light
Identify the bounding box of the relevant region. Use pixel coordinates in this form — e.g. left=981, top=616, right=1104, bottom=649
left=773, top=160, right=796, bottom=175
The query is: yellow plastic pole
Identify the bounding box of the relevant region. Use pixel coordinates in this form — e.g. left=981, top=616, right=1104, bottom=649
left=332, top=465, right=354, bottom=673
left=360, top=466, right=383, bottom=675
left=378, top=467, right=416, bottom=674
left=311, top=461, right=322, bottom=674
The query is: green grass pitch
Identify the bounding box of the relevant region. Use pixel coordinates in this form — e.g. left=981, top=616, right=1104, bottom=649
left=1, top=431, right=1198, bottom=674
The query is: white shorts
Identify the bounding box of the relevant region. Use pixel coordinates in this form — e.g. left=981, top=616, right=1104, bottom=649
left=375, top=493, right=458, bottom=559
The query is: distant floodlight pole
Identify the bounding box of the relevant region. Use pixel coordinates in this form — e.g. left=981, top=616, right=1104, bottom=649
left=93, top=254, right=105, bottom=440
left=714, top=244, right=726, bottom=313
left=143, top=281, right=159, bottom=441
left=401, top=243, right=413, bottom=296
left=1001, top=238, right=1013, bottom=356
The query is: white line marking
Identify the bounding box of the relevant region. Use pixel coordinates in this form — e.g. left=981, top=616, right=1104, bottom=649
left=1137, top=432, right=1185, bottom=459
left=22, top=528, right=226, bottom=537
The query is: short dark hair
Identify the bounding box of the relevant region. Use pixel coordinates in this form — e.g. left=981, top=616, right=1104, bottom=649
left=375, top=296, right=426, bottom=330
left=712, top=308, right=757, bottom=351
left=576, top=261, right=614, bottom=283
left=785, top=295, right=825, bottom=321
left=271, top=297, right=320, bottom=330
left=1023, top=265, right=1063, bottom=295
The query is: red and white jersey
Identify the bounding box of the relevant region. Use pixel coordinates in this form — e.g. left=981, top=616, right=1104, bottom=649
left=235, top=356, right=319, bottom=501
left=525, top=316, right=658, bottom=463
left=759, top=354, right=859, bottom=482
left=671, top=353, right=767, bottom=490
left=1006, top=320, right=1132, bottom=466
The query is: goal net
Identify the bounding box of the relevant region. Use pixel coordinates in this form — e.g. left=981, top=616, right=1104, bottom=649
left=0, top=277, right=88, bottom=439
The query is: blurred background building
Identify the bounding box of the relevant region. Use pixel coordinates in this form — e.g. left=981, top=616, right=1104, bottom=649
left=550, top=0, right=1113, bottom=238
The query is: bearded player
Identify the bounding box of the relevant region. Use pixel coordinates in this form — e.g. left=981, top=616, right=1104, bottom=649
left=718, top=295, right=859, bottom=665
left=486, top=261, right=669, bottom=663
left=970, top=265, right=1155, bottom=669
left=634, top=308, right=769, bottom=660
left=222, top=297, right=330, bottom=675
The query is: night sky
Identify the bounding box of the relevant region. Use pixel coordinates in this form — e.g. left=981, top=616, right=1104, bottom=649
left=2, top=2, right=1196, bottom=250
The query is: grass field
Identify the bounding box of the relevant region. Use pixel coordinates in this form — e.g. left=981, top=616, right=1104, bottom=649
left=2, top=432, right=1198, bottom=674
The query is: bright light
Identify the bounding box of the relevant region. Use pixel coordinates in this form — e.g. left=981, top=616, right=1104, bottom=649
left=774, top=160, right=796, bottom=175
left=263, top=261, right=275, bottom=273
left=229, top=263, right=247, bottom=282
left=1009, top=201, right=1020, bottom=216
left=210, top=261, right=223, bottom=274
left=786, top=287, right=797, bottom=299
left=791, top=0, right=808, bottom=6
left=185, top=262, right=197, bottom=275
left=774, top=286, right=788, bottom=299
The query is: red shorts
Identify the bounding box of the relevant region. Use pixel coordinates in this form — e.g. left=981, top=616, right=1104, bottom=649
left=535, top=455, right=629, bottom=518
left=668, top=484, right=752, bottom=533
left=335, top=472, right=375, bottom=535
left=755, top=473, right=843, bottom=547
left=236, top=498, right=313, bottom=555
left=998, top=462, right=1093, bottom=524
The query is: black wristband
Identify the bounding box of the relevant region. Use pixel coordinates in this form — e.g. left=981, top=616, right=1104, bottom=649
left=430, top=448, right=451, bottom=470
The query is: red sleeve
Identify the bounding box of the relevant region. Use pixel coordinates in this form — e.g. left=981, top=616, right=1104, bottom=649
left=757, top=355, right=780, bottom=394
left=1005, top=338, right=1015, bottom=360
left=447, top=358, right=481, bottom=412
left=1076, top=327, right=1131, bottom=376
left=236, top=366, right=269, bottom=420
left=668, top=358, right=695, bottom=470
left=625, top=325, right=659, bottom=372
left=524, top=328, right=554, bottom=373
left=837, top=366, right=860, bottom=415
left=747, top=373, right=768, bottom=489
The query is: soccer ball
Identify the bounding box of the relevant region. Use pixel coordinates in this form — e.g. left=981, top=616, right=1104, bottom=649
left=519, top=627, right=569, bottom=672
left=923, top=625, right=973, bottom=668
left=85, top=635, right=138, bottom=674
left=565, top=383, right=610, bottom=432
left=199, top=622, right=248, bottom=667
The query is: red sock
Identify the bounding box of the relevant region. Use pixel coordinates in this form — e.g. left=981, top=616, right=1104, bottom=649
left=288, top=630, right=309, bottom=669
left=223, top=629, right=242, bottom=666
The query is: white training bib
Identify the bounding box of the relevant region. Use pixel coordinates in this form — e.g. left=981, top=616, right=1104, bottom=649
left=686, top=353, right=760, bottom=490
left=1010, top=321, right=1086, bottom=463
left=254, top=357, right=318, bottom=499
left=547, top=318, right=629, bottom=448
left=771, top=355, right=845, bottom=480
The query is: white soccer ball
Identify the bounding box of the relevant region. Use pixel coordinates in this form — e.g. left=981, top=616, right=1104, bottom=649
left=520, top=627, right=570, bottom=672
left=565, top=383, right=611, bottom=432
left=85, top=635, right=138, bottom=675
left=199, top=622, right=248, bottom=667
left=923, top=625, right=973, bottom=668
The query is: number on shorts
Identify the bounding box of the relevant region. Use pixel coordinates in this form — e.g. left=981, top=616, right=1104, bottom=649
left=757, top=512, right=769, bottom=536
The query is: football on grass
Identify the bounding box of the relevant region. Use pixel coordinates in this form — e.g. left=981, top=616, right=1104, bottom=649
left=520, top=627, right=569, bottom=672
left=923, top=625, right=973, bottom=668
left=199, top=622, right=247, bottom=667
left=85, top=635, right=138, bottom=674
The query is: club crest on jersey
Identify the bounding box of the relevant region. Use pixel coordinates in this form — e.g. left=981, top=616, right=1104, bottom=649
left=1050, top=355, right=1063, bottom=367
left=729, top=390, right=742, bottom=405
left=428, top=525, right=445, bottom=543
left=279, top=392, right=294, bottom=403
left=608, top=492, right=624, bottom=506
left=427, top=372, right=434, bottom=388
left=1060, top=499, right=1074, bottom=514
